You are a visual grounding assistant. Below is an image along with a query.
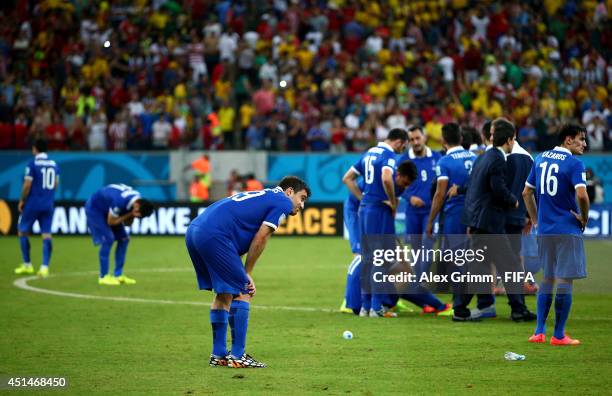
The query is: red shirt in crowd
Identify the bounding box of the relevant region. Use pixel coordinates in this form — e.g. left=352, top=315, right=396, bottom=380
left=45, top=123, right=68, bottom=150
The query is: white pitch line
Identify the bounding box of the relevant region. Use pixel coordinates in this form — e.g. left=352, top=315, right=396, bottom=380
left=12, top=269, right=334, bottom=313
left=12, top=269, right=612, bottom=320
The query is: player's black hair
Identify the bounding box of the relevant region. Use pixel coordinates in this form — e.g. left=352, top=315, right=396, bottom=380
left=386, top=128, right=408, bottom=142
left=442, top=123, right=461, bottom=146
left=33, top=139, right=47, bottom=153
left=407, top=125, right=423, bottom=134
left=461, top=126, right=476, bottom=150
left=482, top=121, right=492, bottom=142
left=492, top=118, right=516, bottom=147
left=397, top=160, right=418, bottom=182
left=471, top=127, right=483, bottom=146
left=137, top=199, right=154, bottom=218
left=279, top=176, right=311, bottom=198
left=557, top=123, right=586, bottom=143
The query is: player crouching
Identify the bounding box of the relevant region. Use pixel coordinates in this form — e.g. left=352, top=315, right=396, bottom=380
left=186, top=176, right=310, bottom=368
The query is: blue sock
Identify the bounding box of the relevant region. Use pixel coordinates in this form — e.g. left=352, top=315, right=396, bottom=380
left=19, top=236, right=31, bottom=264
left=114, top=239, right=129, bottom=276
left=400, top=293, right=426, bottom=308
left=210, top=309, right=229, bottom=357
left=42, top=239, right=52, bottom=267
left=99, top=242, right=112, bottom=277
left=535, top=282, right=553, bottom=335
left=553, top=284, right=573, bottom=339
left=229, top=301, right=250, bottom=358
left=361, top=293, right=371, bottom=311
left=371, top=294, right=383, bottom=312
left=416, top=284, right=445, bottom=309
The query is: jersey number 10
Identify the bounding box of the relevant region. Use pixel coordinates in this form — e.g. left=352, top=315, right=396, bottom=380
left=539, top=161, right=559, bottom=196
left=41, top=167, right=56, bottom=190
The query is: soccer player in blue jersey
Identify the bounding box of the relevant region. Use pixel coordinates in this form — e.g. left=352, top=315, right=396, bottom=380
left=342, top=129, right=408, bottom=317
left=85, top=184, right=154, bottom=285
left=186, top=176, right=310, bottom=368
left=397, top=126, right=441, bottom=282
left=523, top=124, right=589, bottom=346
left=427, top=123, right=476, bottom=238
left=426, top=123, right=480, bottom=319
left=340, top=179, right=365, bottom=314
left=15, top=140, right=60, bottom=277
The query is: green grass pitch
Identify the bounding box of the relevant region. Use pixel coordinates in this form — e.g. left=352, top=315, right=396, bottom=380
left=1, top=236, right=612, bottom=395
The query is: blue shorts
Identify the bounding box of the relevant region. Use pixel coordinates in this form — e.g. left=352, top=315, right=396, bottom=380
left=345, top=257, right=361, bottom=312
left=18, top=206, right=53, bottom=234
left=359, top=205, right=395, bottom=235
left=442, top=207, right=466, bottom=235
left=539, top=235, right=586, bottom=279
left=442, top=208, right=467, bottom=251
left=86, top=208, right=128, bottom=245
left=344, top=205, right=360, bottom=254
left=185, top=224, right=250, bottom=295
left=405, top=209, right=428, bottom=236
left=521, top=233, right=541, bottom=274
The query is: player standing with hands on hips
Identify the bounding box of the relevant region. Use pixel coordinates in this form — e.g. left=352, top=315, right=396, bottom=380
left=523, top=124, right=590, bottom=346
left=15, top=139, right=59, bottom=277
left=186, top=176, right=310, bottom=368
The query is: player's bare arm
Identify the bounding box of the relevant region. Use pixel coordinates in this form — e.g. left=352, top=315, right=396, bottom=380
left=243, top=224, right=275, bottom=295
left=426, top=178, right=448, bottom=236
left=572, top=186, right=590, bottom=230
left=522, top=185, right=538, bottom=228
left=18, top=179, right=32, bottom=213
left=410, top=195, right=425, bottom=207
left=381, top=167, right=396, bottom=212
left=342, top=168, right=362, bottom=201
left=107, top=211, right=136, bottom=227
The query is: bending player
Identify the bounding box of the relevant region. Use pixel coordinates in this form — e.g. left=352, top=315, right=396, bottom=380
left=15, top=140, right=59, bottom=277
left=85, top=184, right=154, bottom=285
left=186, top=176, right=310, bottom=368
left=524, top=124, right=589, bottom=346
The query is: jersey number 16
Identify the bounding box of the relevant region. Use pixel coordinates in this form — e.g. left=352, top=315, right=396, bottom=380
left=539, top=161, right=559, bottom=196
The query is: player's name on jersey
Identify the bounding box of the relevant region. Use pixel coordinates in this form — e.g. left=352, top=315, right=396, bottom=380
left=1, top=201, right=343, bottom=237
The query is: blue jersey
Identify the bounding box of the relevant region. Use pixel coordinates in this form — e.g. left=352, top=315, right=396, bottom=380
left=191, top=187, right=293, bottom=255
left=351, top=142, right=397, bottom=207
left=87, top=184, right=142, bottom=218
left=526, top=146, right=587, bottom=235
left=398, top=147, right=440, bottom=213
left=23, top=153, right=60, bottom=210
left=435, top=146, right=476, bottom=213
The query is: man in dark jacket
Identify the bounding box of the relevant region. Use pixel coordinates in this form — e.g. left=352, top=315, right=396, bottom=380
left=457, top=118, right=535, bottom=322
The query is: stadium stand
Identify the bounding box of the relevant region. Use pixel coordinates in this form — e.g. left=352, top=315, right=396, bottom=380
left=0, top=0, right=609, bottom=152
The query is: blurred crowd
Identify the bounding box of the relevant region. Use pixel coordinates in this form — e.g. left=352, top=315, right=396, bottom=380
left=0, top=0, right=610, bottom=152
